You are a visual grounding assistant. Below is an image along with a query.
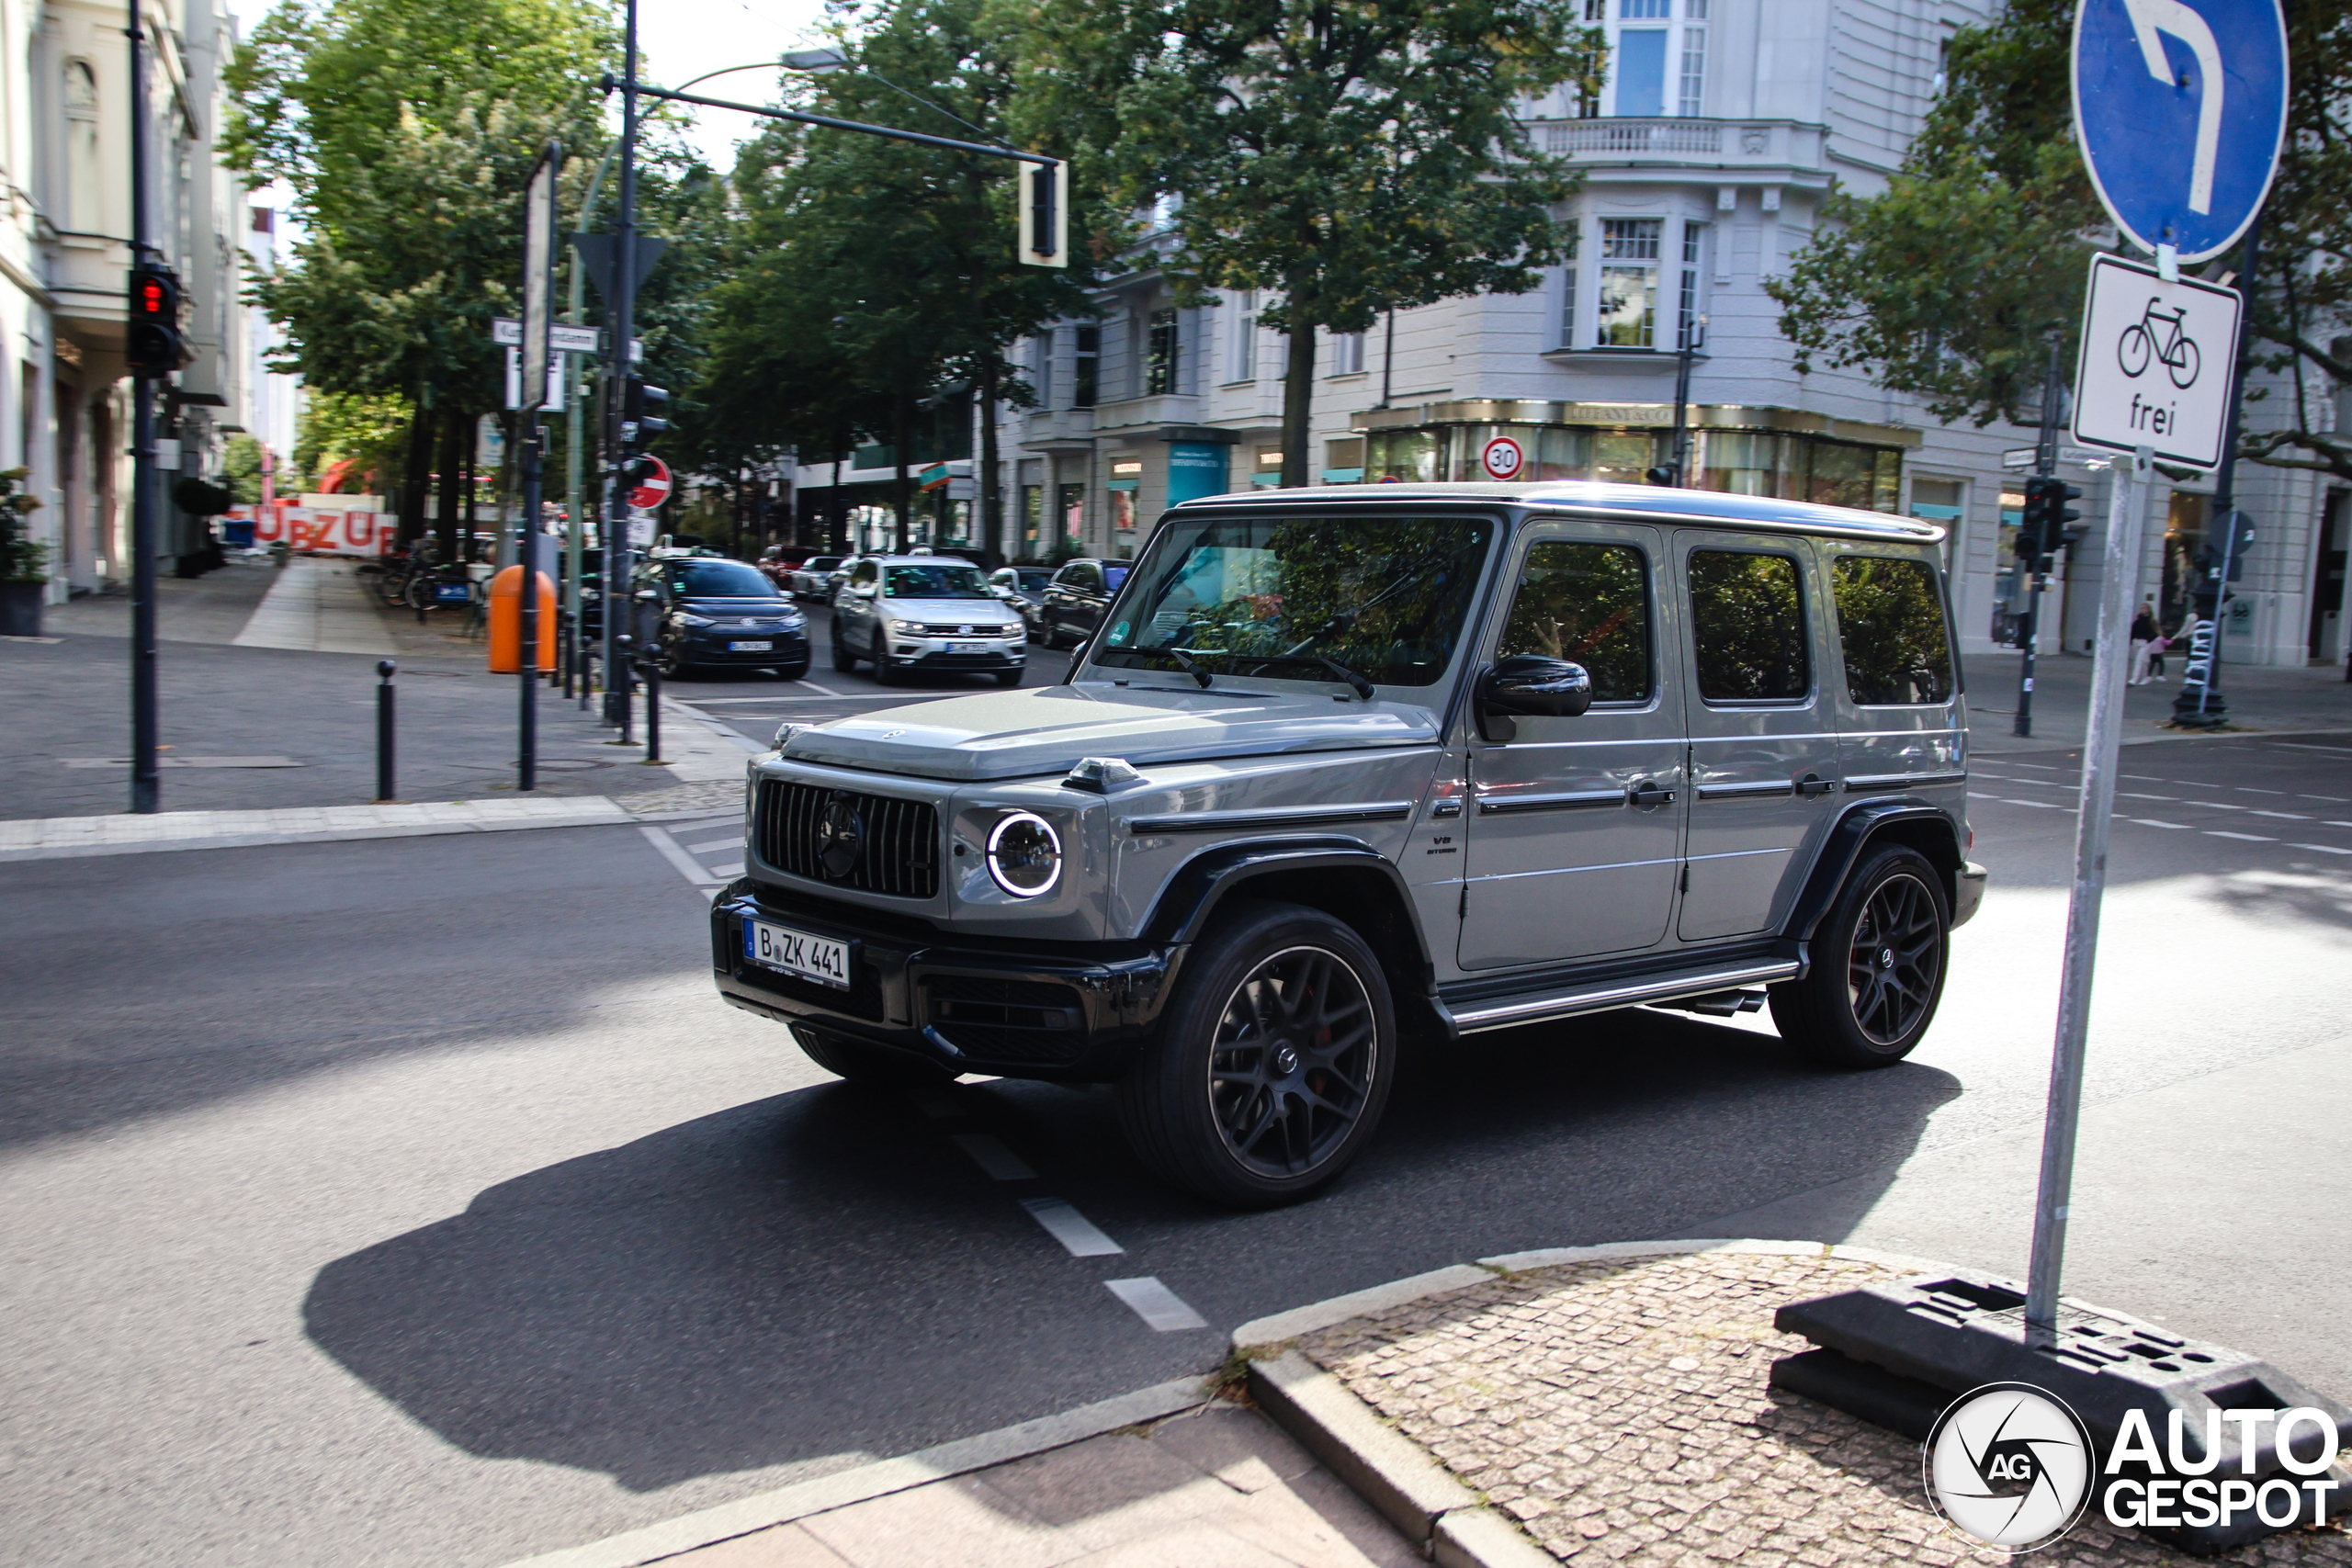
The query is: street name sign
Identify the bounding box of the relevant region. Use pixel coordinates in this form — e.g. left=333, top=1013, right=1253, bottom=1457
left=2072, top=0, right=2287, bottom=263
left=2001, top=445, right=2114, bottom=470
left=2070, top=252, right=2241, bottom=470
left=492, top=318, right=604, bottom=355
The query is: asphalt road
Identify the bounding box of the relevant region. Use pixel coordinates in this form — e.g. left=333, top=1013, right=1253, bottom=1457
left=5, top=615, right=2349, bottom=1566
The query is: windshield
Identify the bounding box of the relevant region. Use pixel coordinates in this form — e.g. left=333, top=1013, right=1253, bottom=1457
left=808, top=557, right=842, bottom=571
left=673, top=560, right=777, bottom=598
left=1017, top=570, right=1052, bottom=591
left=1095, top=514, right=1493, bottom=688
left=884, top=563, right=991, bottom=600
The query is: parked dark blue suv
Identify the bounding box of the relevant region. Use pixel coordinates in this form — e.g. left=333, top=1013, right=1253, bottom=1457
left=637, top=556, right=810, bottom=679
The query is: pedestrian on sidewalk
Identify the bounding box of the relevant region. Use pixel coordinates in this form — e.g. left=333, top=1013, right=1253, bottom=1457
left=2129, top=600, right=2159, bottom=684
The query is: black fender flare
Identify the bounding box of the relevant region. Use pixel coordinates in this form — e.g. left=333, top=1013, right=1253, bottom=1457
left=1781, top=799, right=1968, bottom=948
left=1138, top=837, right=1434, bottom=989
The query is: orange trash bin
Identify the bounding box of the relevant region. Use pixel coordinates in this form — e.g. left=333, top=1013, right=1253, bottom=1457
left=488, top=566, right=557, bottom=672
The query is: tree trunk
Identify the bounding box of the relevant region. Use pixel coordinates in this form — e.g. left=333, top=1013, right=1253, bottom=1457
left=435, top=407, right=465, bottom=563
left=459, top=414, right=479, bottom=562
left=831, top=440, right=846, bottom=554
left=978, top=355, right=1003, bottom=569
left=1281, top=317, right=1317, bottom=488
left=399, top=400, right=432, bottom=545
left=891, top=392, right=913, bottom=553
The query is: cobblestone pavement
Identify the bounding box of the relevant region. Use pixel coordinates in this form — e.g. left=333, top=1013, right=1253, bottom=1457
left=1296, top=1251, right=2352, bottom=1567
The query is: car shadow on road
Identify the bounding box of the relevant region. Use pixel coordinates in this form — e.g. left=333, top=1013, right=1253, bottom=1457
left=301, top=1007, right=1960, bottom=1495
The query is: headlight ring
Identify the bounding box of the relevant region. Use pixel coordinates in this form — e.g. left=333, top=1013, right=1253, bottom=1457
left=985, top=811, right=1061, bottom=897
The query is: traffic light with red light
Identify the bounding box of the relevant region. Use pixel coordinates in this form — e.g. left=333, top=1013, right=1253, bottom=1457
left=126, top=265, right=191, bottom=376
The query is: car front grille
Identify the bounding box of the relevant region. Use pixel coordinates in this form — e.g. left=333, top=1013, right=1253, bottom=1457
left=922, top=975, right=1087, bottom=1065
left=755, top=780, right=940, bottom=898
left=918, top=623, right=1017, bottom=637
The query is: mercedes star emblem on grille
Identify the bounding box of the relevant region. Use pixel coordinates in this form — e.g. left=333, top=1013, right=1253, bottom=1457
left=817, top=795, right=865, bottom=878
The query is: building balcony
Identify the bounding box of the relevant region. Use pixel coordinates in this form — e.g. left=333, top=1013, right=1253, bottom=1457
left=1088, top=393, right=1205, bottom=434
left=1525, top=118, right=1827, bottom=175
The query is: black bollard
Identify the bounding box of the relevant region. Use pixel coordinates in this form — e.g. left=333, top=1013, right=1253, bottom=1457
left=375, top=659, right=397, bottom=801
left=615, top=636, right=634, bottom=745
left=641, top=644, right=662, bottom=763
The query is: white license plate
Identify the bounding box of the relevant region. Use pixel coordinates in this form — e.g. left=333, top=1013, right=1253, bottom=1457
left=946, top=641, right=989, bottom=653
left=743, top=919, right=851, bottom=989
left=729, top=639, right=773, bottom=652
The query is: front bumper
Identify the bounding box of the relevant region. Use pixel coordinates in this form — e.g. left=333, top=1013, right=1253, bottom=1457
left=880, top=636, right=1025, bottom=671
left=710, top=882, right=1182, bottom=1082
left=684, top=627, right=808, bottom=665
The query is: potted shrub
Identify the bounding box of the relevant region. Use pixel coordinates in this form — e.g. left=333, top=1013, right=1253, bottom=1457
left=0, top=465, right=45, bottom=637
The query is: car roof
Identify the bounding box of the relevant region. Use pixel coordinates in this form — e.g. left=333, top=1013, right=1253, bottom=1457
left=1168, top=479, right=1946, bottom=546
left=876, top=554, right=982, bottom=566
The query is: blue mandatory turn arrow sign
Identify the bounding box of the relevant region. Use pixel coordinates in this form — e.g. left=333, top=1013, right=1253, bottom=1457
left=2072, top=0, right=2288, bottom=264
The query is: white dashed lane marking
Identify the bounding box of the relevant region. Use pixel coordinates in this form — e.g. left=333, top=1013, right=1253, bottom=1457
left=2206, top=831, right=2278, bottom=842
left=1104, top=1277, right=1211, bottom=1332
left=2126, top=819, right=2193, bottom=830
left=952, top=1133, right=1038, bottom=1182
left=2290, top=842, right=2352, bottom=856
left=1021, top=1198, right=1126, bottom=1258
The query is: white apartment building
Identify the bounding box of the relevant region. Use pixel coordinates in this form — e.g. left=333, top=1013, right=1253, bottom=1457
left=33, top=0, right=251, bottom=600
left=788, top=0, right=2348, bottom=669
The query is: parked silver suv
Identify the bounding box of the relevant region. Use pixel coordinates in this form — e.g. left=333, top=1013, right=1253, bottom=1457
left=712, top=483, right=1985, bottom=1206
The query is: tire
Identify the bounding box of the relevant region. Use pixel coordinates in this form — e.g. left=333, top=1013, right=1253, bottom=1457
left=1769, top=845, right=1950, bottom=1069
left=831, top=629, right=859, bottom=671
left=776, top=660, right=810, bottom=682
left=2118, top=322, right=2152, bottom=379
left=993, top=669, right=1022, bottom=687
left=1116, top=902, right=1396, bottom=1207
left=871, top=629, right=903, bottom=685
left=794, top=1025, right=949, bottom=1089
left=2168, top=335, right=2201, bottom=390
left=657, top=638, right=687, bottom=680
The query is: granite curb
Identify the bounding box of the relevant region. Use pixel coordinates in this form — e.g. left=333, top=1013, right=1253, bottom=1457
left=1229, top=1240, right=1969, bottom=1568
left=493, top=1375, right=1214, bottom=1568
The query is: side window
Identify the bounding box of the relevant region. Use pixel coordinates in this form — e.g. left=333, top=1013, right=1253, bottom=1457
left=1688, top=549, right=1808, bottom=702
left=1831, top=556, right=1955, bottom=705
left=853, top=560, right=877, bottom=588
left=1072, top=562, right=1102, bottom=592
left=1496, top=540, right=1653, bottom=703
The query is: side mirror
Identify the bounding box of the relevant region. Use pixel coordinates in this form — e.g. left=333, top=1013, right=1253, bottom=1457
left=1475, top=655, right=1592, bottom=742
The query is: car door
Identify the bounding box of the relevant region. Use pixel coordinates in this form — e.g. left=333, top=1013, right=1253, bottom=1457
left=839, top=558, right=879, bottom=647
left=1817, top=543, right=1967, bottom=797
left=1672, top=534, right=1844, bottom=944
left=1048, top=562, right=1098, bottom=640
left=1458, top=519, right=1688, bottom=970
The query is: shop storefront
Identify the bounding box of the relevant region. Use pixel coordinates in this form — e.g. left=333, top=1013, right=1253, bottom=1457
left=1349, top=401, right=1912, bottom=513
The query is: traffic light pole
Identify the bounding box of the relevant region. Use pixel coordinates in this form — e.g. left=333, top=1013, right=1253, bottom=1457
left=2172, top=219, right=2262, bottom=728
left=126, top=16, right=160, bottom=814
left=2013, top=335, right=2066, bottom=739
left=603, top=0, right=640, bottom=734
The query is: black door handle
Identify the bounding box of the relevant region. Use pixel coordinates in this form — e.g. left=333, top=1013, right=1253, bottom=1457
left=1797, top=774, right=1837, bottom=798
left=1629, top=783, right=1677, bottom=807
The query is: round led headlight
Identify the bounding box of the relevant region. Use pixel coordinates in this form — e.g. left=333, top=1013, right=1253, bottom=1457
left=985, top=811, right=1061, bottom=897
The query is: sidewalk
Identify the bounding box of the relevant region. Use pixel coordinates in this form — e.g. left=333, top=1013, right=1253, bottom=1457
left=2, top=557, right=754, bottom=829
left=1962, top=649, right=2352, bottom=755
left=1244, top=1243, right=2352, bottom=1568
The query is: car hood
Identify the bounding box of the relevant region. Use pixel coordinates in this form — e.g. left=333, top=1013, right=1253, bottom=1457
left=879, top=597, right=1022, bottom=625
left=782, top=683, right=1441, bottom=782
left=681, top=596, right=798, bottom=615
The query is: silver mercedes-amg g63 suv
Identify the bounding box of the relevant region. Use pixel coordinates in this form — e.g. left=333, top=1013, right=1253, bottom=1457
left=712, top=482, right=1985, bottom=1206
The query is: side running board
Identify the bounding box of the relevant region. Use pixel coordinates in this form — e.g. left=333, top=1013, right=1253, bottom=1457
left=1440, top=959, right=1800, bottom=1035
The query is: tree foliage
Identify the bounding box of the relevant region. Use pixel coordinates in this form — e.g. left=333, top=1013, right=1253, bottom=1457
left=1004, top=0, right=1601, bottom=482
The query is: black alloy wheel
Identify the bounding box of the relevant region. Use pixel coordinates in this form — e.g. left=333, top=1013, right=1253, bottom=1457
left=1769, top=844, right=1950, bottom=1068
left=1117, top=903, right=1395, bottom=1206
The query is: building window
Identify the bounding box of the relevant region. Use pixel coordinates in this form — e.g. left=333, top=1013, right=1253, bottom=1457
left=1557, top=225, right=1581, bottom=349
left=1619, top=0, right=1668, bottom=16
left=1330, top=331, right=1365, bottom=376
left=1146, top=309, right=1180, bottom=395
left=1073, top=324, right=1098, bottom=408
left=1231, top=292, right=1257, bottom=382
left=1057, top=482, right=1084, bottom=548
left=1677, top=223, right=1706, bottom=350
left=1615, top=27, right=1668, bottom=115
left=1678, top=20, right=1706, bottom=115
left=1032, top=330, right=1053, bottom=411
left=1598, top=219, right=1662, bottom=348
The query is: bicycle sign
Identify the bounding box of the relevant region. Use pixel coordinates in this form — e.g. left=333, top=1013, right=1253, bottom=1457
left=2072, top=252, right=2240, bottom=469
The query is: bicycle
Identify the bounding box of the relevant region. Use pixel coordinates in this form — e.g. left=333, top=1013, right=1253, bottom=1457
left=2118, top=297, right=2201, bottom=389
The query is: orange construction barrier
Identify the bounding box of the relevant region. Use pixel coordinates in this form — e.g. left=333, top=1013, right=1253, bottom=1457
left=488, top=566, right=557, bottom=672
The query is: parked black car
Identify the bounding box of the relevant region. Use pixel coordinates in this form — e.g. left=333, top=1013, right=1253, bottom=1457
left=634, top=556, right=810, bottom=679
left=1036, top=558, right=1129, bottom=648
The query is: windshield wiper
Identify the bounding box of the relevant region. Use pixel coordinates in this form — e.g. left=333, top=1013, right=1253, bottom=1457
left=1161, top=646, right=1215, bottom=690
left=1217, top=650, right=1376, bottom=700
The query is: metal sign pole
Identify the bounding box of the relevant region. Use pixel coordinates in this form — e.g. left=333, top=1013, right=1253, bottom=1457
left=2023, top=443, right=2153, bottom=1340
left=126, top=15, right=161, bottom=815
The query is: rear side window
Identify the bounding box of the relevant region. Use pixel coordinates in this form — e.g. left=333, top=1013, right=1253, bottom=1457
left=1496, top=541, right=1652, bottom=703
left=1688, top=550, right=1808, bottom=702
left=1831, top=557, right=1955, bottom=705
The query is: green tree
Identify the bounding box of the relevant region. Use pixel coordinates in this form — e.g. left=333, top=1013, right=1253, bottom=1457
left=229, top=0, right=616, bottom=551
left=1771, top=0, right=2352, bottom=483
left=1005, top=0, right=1600, bottom=484
left=292, top=389, right=413, bottom=493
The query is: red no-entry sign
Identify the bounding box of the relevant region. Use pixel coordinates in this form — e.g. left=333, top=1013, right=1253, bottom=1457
left=627, top=455, right=673, bottom=512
